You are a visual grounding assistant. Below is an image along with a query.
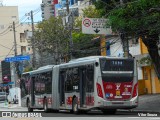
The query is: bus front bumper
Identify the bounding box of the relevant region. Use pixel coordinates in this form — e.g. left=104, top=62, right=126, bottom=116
left=98, top=97, right=138, bottom=109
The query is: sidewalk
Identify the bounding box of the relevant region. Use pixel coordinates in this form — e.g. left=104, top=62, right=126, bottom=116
left=0, top=102, right=22, bottom=109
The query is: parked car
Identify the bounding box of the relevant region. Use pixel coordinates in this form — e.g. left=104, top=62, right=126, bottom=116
left=0, top=92, right=7, bottom=101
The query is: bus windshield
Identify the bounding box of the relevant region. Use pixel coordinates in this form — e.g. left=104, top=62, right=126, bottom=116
left=100, top=58, right=134, bottom=82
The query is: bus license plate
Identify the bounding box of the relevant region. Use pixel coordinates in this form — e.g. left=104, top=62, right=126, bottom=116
left=116, top=90, right=120, bottom=96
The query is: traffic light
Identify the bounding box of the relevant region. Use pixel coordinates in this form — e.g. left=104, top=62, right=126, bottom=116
left=1, top=61, right=11, bottom=84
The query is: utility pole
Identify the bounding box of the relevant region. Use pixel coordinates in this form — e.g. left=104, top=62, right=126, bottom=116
left=120, top=32, right=129, bottom=57
left=66, top=0, right=69, bottom=14
left=13, top=21, right=18, bottom=87
left=119, top=0, right=130, bottom=58
left=31, top=11, right=36, bottom=69
left=13, top=21, right=17, bottom=56
left=66, top=0, right=73, bottom=60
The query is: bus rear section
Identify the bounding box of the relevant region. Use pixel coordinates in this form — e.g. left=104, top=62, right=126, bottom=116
left=95, top=58, right=138, bottom=113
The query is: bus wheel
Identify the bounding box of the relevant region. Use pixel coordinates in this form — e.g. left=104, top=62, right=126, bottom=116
left=27, top=101, right=33, bottom=112
left=72, top=98, right=79, bottom=114
left=44, top=99, right=49, bottom=113
left=101, top=109, right=116, bottom=115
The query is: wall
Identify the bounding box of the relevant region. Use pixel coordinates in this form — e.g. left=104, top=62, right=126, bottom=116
left=41, top=0, right=54, bottom=20
left=0, top=6, right=33, bottom=84
left=138, top=80, right=145, bottom=95
left=139, top=38, right=160, bottom=94
left=100, top=38, right=106, bottom=56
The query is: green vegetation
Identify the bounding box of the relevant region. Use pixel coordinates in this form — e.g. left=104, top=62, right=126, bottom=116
left=34, top=6, right=101, bottom=63
left=94, top=0, right=160, bottom=78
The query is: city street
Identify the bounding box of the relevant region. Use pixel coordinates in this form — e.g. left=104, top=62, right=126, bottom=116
left=0, top=94, right=160, bottom=119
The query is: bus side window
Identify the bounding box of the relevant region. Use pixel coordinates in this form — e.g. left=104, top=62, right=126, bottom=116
left=65, top=69, right=73, bottom=92
left=86, top=65, right=94, bottom=92
left=40, top=73, right=45, bottom=94
left=72, top=67, right=79, bottom=91
left=35, top=75, right=41, bottom=95
left=45, top=72, right=52, bottom=94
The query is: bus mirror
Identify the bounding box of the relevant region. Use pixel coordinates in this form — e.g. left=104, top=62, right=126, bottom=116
left=95, top=62, right=99, bottom=67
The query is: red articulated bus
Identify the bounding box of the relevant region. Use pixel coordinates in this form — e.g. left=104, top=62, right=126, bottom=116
left=20, top=56, right=138, bottom=114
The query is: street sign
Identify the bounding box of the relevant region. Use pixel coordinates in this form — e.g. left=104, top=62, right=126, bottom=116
left=82, top=18, right=112, bottom=35
left=5, top=55, right=30, bottom=62
left=0, top=82, right=14, bottom=87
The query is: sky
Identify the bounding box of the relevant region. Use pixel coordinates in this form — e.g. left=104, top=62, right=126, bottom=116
left=3, top=0, right=42, bottom=22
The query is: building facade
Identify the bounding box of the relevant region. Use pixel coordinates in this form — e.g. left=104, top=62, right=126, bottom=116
left=41, top=0, right=54, bottom=20
left=0, top=6, right=32, bottom=87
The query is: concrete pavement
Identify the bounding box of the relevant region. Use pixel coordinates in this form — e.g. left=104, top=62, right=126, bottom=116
left=0, top=101, right=22, bottom=109
left=132, top=94, right=160, bottom=113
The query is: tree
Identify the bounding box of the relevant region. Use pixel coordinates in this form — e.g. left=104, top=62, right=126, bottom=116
left=72, top=5, right=101, bottom=58
left=34, top=5, right=105, bottom=64
left=95, top=0, right=160, bottom=79
left=34, top=17, right=69, bottom=65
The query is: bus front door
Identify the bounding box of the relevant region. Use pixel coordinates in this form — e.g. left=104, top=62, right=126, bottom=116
left=80, top=65, right=94, bottom=107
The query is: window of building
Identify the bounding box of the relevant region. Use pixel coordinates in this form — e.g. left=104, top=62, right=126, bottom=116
left=20, top=33, right=25, bottom=42
left=143, top=68, right=148, bottom=80
left=47, top=1, right=51, bottom=4
left=21, top=46, right=26, bottom=54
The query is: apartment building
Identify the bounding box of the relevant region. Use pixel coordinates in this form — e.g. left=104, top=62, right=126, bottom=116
left=55, top=0, right=91, bottom=17
left=0, top=6, right=32, bottom=86
left=41, top=0, right=54, bottom=20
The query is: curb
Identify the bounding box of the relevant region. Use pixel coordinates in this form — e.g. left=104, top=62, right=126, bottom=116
left=118, top=109, right=160, bottom=113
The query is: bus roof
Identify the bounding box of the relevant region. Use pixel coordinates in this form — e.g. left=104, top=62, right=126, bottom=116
left=22, top=65, right=54, bottom=75
left=59, top=56, right=128, bottom=68
left=68, top=56, right=129, bottom=63
left=68, top=56, right=104, bottom=63
left=22, top=56, right=133, bottom=75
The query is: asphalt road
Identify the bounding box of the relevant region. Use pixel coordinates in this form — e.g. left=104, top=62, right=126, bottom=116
left=0, top=110, right=159, bottom=120
left=0, top=109, right=159, bottom=117
left=1, top=94, right=160, bottom=119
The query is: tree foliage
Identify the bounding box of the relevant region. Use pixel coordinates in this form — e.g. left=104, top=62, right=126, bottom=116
left=94, top=0, right=160, bottom=78
left=34, top=17, right=69, bottom=65
left=109, top=0, right=160, bottom=35
left=72, top=5, right=101, bottom=57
